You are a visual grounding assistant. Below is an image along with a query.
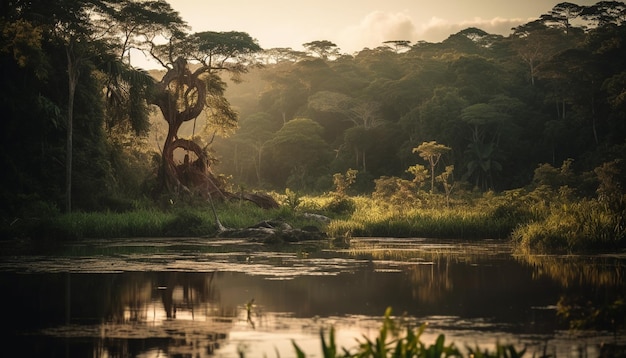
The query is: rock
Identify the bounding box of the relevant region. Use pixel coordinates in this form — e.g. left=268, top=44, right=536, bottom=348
left=302, top=213, right=331, bottom=223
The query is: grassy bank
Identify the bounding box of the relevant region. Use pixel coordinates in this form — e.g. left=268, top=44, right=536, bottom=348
left=3, top=184, right=625, bottom=254
left=2, top=198, right=321, bottom=241
left=323, top=196, right=517, bottom=240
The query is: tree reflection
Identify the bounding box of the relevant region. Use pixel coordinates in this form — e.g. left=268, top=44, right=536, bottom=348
left=57, top=271, right=233, bottom=357
left=515, top=254, right=626, bottom=287
left=516, top=254, right=626, bottom=334
left=557, top=294, right=625, bottom=332
left=405, top=259, right=453, bottom=304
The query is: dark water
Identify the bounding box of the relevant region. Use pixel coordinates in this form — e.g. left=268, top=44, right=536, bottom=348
left=1, top=237, right=625, bottom=357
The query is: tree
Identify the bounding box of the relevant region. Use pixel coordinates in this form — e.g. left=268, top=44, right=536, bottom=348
left=148, top=30, right=262, bottom=199
left=4, top=0, right=185, bottom=212
left=46, top=0, right=111, bottom=213
left=510, top=21, right=563, bottom=86
left=302, top=40, right=340, bottom=60
left=229, top=112, right=278, bottom=186
left=383, top=40, right=411, bottom=53
left=102, top=0, right=187, bottom=135
left=460, top=102, right=511, bottom=190
left=265, top=118, right=331, bottom=189
left=436, top=165, right=455, bottom=207
left=410, top=87, right=468, bottom=164
left=540, top=2, right=584, bottom=35
left=308, top=90, right=384, bottom=171
left=412, top=141, right=451, bottom=193
left=581, top=1, right=626, bottom=27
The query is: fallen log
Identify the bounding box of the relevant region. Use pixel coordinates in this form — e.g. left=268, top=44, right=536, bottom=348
left=212, top=219, right=327, bottom=243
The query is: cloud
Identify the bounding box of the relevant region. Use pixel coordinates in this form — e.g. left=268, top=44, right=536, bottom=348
left=419, top=16, right=534, bottom=42
left=334, top=11, right=534, bottom=53
left=335, top=11, right=420, bottom=53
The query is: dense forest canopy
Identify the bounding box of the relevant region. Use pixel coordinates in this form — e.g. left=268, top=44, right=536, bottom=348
left=1, top=1, right=625, bottom=217
left=216, top=1, right=626, bottom=194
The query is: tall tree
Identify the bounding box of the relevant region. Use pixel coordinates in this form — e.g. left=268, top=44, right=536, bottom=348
left=510, top=21, right=563, bottom=86
left=540, top=2, right=584, bottom=35
left=581, top=1, right=626, bottom=27
left=4, top=0, right=184, bottom=212
left=48, top=0, right=110, bottom=212
left=148, top=30, right=262, bottom=198
left=101, top=0, right=187, bottom=135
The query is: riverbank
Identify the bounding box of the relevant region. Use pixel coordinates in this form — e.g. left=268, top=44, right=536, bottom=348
left=3, top=187, right=625, bottom=254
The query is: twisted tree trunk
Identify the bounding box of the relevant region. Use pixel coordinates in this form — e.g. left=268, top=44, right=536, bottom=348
left=150, top=57, right=278, bottom=210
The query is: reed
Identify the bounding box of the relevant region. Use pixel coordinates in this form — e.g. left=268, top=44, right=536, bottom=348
left=292, top=307, right=526, bottom=358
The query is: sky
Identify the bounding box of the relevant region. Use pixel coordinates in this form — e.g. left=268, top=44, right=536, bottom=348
left=166, top=0, right=601, bottom=51
left=134, top=0, right=599, bottom=68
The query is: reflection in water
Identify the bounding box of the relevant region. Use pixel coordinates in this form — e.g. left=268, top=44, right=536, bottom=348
left=1, top=237, right=625, bottom=357
left=515, top=253, right=626, bottom=335
left=515, top=254, right=626, bottom=287
left=4, top=271, right=233, bottom=357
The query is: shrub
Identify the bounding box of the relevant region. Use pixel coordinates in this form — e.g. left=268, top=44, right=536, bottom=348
left=373, top=176, right=419, bottom=206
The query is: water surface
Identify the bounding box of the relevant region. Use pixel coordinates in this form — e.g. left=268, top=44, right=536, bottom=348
left=1, top=237, right=625, bottom=357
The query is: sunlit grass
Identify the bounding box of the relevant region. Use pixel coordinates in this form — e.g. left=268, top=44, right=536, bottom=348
left=511, top=199, right=625, bottom=254
left=327, top=196, right=516, bottom=240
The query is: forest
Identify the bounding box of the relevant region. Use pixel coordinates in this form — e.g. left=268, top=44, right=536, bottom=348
left=1, top=1, right=626, bottom=252
left=213, top=3, right=626, bottom=194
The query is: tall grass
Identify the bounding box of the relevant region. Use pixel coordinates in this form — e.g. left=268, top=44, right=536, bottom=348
left=11, top=200, right=326, bottom=240
left=511, top=199, right=626, bottom=254
left=326, top=196, right=517, bottom=240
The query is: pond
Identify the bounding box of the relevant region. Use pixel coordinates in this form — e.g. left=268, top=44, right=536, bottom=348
left=1, top=237, right=625, bottom=357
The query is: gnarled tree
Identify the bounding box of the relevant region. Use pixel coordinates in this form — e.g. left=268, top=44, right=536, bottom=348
left=148, top=31, right=277, bottom=207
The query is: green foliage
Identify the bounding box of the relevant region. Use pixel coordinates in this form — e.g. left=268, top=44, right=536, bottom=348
left=373, top=176, right=419, bottom=206
left=284, top=188, right=302, bottom=210
left=512, top=160, right=626, bottom=254
left=290, top=307, right=527, bottom=358
left=333, top=169, right=358, bottom=197
left=532, top=159, right=577, bottom=190
left=9, top=199, right=331, bottom=240
left=325, top=196, right=356, bottom=216
left=595, top=159, right=626, bottom=212
left=407, top=164, right=429, bottom=189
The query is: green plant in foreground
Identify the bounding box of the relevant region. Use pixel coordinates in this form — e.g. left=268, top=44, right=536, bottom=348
left=292, top=307, right=526, bottom=358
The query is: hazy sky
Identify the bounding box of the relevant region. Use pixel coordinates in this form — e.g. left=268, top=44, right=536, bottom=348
left=165, top=0, right=600, bottom=53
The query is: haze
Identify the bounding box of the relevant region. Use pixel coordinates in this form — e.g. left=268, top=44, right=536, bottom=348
left=166, top=0, right=600, bottom=53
